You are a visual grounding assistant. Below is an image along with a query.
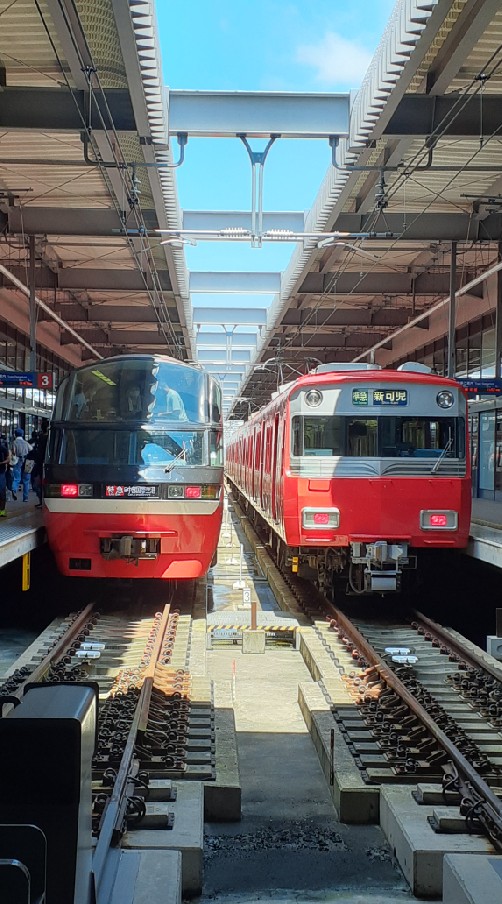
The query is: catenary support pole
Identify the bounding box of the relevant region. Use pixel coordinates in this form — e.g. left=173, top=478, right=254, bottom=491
left=29, top=235, right=36, bottom=371
left=447, top=241, right=457, bottom=378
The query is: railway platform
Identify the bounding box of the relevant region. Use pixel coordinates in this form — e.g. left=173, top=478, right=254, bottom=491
left=468, top=498, right=502, bottom=569
left=0, top=496, right=45, bottom=571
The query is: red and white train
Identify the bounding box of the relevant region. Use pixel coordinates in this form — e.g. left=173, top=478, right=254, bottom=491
left=44, top=355, right=223, bottom=579
left=226, top=363, right=471, bottom=596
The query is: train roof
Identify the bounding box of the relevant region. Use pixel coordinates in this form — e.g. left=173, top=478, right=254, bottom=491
left=67, top=353, right=206, bottom=375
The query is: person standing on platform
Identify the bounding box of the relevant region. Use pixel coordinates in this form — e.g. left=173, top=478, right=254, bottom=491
left=0, top=434, right=9, bottom=517
left=10, top=428, right=32, bottom=502
left=32, top=420, right=49, bottom=508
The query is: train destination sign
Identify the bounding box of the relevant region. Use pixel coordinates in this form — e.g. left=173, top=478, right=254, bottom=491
left=352, top=389, right=408, bottom=406
left=0, top=371, right=54, bottom=390
left=105, top=485, right=159, bottom=498
left=457, top=378, right=502, bottom=396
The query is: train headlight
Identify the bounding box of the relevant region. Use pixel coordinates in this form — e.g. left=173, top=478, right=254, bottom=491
left=437, top=390, right=454, bottom=408
left=61, top=484, right=78, bottom=497
left=305, top=389, right=323, bottom=407
left=168, top=485, right=184, bottom=498
left=302, top=507, right=340, bottom=529
left=46, top=483, right=94, bottom=498
left=420, top=510, right=458, bottom=530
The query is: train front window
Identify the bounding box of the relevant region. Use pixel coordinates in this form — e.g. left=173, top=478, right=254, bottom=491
left=293, top=416, right=344, bottom=456
left=379, top=416, right=464, bottom=458
left=61, top=358, right=208, bottom=424
left=292, top=415, right=464, bottom=458
left=51, top=428, right=206, bottom=466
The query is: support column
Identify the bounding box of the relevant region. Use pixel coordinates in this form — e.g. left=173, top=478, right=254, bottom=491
left=495, top=242, right=502, bottom=379
left=447, top=241, right=457, bottom=378
left=28, top=235, right=36, bottom=371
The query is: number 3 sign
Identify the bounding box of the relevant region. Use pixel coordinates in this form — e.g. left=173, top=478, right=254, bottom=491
left=36, top=372, right=54, bottom=390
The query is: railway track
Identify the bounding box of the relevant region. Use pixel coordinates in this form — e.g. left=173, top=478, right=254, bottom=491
left=0, top=592, right=216, bottom=898
left=231, top=493, right=502, bottom=854
left=290, top=579, right=502, bottom=850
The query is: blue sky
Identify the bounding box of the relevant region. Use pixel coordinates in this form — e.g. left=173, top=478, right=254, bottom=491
left=156, top=0, right=396, bottom=308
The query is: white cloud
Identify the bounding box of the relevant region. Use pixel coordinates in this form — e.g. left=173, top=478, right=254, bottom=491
left=296, top=31, right=372, bottom=86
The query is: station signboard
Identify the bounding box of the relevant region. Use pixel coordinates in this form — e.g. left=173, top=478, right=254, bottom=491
left=0, top=372, right=54, bottom=390
left=457, top=378, right=502, bottom=396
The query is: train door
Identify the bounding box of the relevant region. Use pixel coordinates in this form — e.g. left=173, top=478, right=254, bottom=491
left=478, top=410, right=495, bottom=498
left=470, top=413, right=478, bottom=496
left=274, top=411, right=284, bottom=525
left=262, top=421, right=272, bottom=513
left=259, top=422, right=266, bottom=508
left=253, top=426, right=262, bottom=502
left=271, top=414, right=279, bottom=520
left=496, top=410, right=502, bottom=500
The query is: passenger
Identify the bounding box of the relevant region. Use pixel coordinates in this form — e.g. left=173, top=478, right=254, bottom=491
left=0, top=433, right=9, bottom=516
left=32, top=420, right=49, bottom=508
left=125, top=385, right=142, bottom=416
left=27, top=431, right=38, bottom=492
left=160, top=382, right=188, bottom=420
left=73, top=388, right=87, bottom=418
left=10, top=428, right=33, bottom=502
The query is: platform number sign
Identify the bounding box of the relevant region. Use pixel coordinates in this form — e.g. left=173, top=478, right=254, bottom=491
left=0, top=371, right=54, bottom=390
left=37, top=372, right=53, bottom=389
left=242, top=587, right=251, bottom=605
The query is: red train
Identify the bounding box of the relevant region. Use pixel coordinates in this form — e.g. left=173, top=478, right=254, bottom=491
left=44, top=355, right=223, bottom=579
left=226, top=363, right=471, bottom=596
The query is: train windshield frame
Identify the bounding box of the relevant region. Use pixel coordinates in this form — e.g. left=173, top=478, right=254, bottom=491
left=292, top=415, right=465, bottom=459
left=54, top=358, right=221, bottom=425
left=48, top=426, right=224, bottom=468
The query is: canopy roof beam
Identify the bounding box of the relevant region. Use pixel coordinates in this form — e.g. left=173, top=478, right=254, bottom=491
left=168, top=90, right=350, bottom=139
left=193, top=308, right=267, bottom=325
left=299, top=271, right=482, bottom=296
left=190, top=272, right=280, bottom=293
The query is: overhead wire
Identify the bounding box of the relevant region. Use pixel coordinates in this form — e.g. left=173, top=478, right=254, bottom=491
left=274, top=42, right=502, bottom=361
left=32, top=0, right=183, bottom=358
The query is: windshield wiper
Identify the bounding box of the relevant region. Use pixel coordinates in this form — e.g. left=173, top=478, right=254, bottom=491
left=431, top=437, right=453, bottom=474
left=164, top=447, right=186, bottom=473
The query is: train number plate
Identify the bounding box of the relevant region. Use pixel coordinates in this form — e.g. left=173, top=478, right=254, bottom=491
left=105, top=485, right=159, bottom=498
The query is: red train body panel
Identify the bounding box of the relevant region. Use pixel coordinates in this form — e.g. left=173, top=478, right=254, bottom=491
left=43, top=354, right=223, bottom=579
left=227, top=364, right=471, bottom=595
left=44, top=504, right=221, bottom=579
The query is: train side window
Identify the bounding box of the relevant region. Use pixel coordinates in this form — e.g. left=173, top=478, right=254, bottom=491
left=209, top=380, right=222, bottom=424
left=292, top=417, right=303, bottom=455
left=48, top=428, right=65, bottom=464
left=209, top=430, right=223, bottom=466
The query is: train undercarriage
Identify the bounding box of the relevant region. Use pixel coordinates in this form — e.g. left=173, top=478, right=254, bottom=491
left=236, top=488, right=418, bottom=598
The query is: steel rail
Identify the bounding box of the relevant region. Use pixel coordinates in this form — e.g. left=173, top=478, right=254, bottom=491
left=414, top=609, right=502, bottom=683
left=327, top=602, right=502, bottom=846
left=92, top=603, right=171, bottom=899
left=4, top=602, right=97, bottom=700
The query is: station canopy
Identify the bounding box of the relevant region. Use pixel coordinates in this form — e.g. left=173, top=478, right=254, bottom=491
left=1, top=0, right=502, bottom=418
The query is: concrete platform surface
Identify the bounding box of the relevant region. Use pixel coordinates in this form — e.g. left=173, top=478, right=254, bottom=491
left=0, top=499, right=45, bottom=569
left=202, top=646, right=411, bottom=901
left=443, top=853, right=502, bottom=904
left=103, top=849, right=182, bottom=904
left=122, top=781, right=204, bottom=895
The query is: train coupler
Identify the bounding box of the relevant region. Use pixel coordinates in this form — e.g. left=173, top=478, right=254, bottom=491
left=100, top=536, right=160, bottom=562
left=351, top=540, right=410, bottom=594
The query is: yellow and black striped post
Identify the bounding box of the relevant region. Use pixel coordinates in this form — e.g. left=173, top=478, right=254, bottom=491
left=22, top=552, right=30, bottom=591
